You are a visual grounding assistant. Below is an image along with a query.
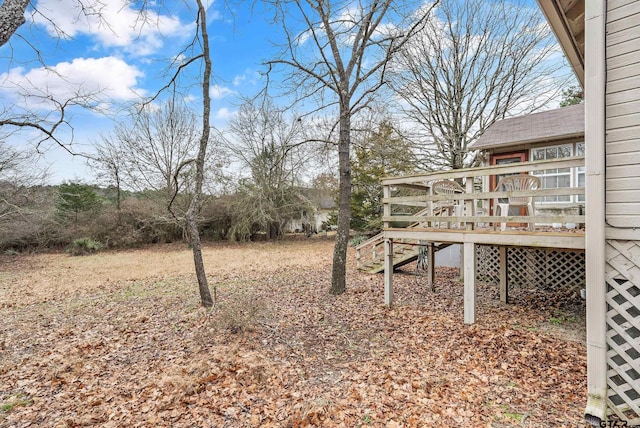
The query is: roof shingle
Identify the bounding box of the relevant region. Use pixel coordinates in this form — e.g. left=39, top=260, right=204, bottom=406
left=470, top=104, right=584, bottom=150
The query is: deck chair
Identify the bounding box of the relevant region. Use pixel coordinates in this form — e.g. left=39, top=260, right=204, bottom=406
left=493, top=174, right=541, bottom=231
left=432, top=180, right=465, bottom=228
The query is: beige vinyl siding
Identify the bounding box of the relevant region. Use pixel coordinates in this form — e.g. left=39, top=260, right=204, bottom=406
left=606, top=177, right=639, bottom=191
left=605, top=87, right=640, bottom=106
left=606, top=124, right=640, bottom=143
left=607, top=0, right=640, bottom=23
left=605, top=0, right=640, bottom=227
left=607, top=150, right=640, bottom=166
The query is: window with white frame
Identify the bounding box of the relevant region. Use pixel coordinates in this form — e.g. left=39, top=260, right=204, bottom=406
left=531, top=143, right=583, bottom=203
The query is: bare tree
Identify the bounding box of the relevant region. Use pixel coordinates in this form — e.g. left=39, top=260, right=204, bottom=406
left=226, top=97, right=312, bottom=240
left=388, top=0, right=572, bottom=171
left=84, top=97, right=202, bottom=237
left=183, top=0, right=215, bottom=308
left=0, top=141, right=46, bottom=222
left=266, top=0, right=437, bottom=295
left=0, top=141, right=50, bottom=248
left=0, top=85, right=108, bottom=155
left=91, top=95, right=226, bottom=217
left=134, top=0, right=219, bottom=307
left=89, top=136, right=126, bottom=211
left=119, top=99, right=200, bottom=199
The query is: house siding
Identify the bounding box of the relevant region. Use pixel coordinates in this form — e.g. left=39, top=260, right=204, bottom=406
left=601, top=0, right=640, bottom=423
left=605, top=0, right=640, bottom=228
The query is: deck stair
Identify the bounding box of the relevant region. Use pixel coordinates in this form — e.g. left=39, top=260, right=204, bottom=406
left=355, top=208, right=451, bottom=274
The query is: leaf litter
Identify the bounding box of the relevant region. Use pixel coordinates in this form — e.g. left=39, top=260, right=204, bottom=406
left=0, top=237, right=588, bottom=427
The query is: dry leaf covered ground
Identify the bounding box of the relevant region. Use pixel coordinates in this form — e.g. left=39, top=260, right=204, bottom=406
left=1, top=236, right=588, bottom=427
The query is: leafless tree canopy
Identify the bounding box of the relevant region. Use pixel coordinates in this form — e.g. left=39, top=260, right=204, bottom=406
left=389, top=0, right=573, bottom=171
left=226, top=98, right=308, bottom=187
left=117, top=100, right=200, bottom=196
left=90, top=137, right=125, bottom=210
left=225, top=97, right=314, bottom=240
left=0, top=141, right=50, bottom=247
left=0, top=141, right=47, bottom=218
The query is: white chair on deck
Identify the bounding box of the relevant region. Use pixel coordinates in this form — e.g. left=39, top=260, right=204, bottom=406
left=432, top=180, right=465, bottom=228
left=493, top=174, right=540, bottom=231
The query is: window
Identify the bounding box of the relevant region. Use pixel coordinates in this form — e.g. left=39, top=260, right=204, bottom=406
left=531, top=143, right=584, bottom=203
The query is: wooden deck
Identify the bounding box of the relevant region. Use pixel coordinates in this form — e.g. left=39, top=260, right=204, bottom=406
left=385, top=226, right=584, bottom=248
left=380, top=157, right=586, bottom=324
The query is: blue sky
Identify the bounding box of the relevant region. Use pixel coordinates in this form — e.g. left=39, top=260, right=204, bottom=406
left=0, top=0, right=284, bottom=183
left=1, top=0, right=571, bottom=184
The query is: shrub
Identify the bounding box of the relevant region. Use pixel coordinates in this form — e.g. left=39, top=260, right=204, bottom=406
left=349, top=235, right=369, bottom=247
left=67, top=238, right=103, bottom=256
left=215, top=292, right=266, bottom=334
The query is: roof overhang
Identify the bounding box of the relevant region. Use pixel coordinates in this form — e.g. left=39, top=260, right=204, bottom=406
left=537, top=0, right=585, bottom=87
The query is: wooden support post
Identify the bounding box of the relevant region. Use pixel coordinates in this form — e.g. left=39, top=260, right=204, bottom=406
left=459, top=244, right=464, bottom=282
left=428, top=184, right=434, bottom=227
left=427, top=242, right=435, bottom=291
left=384, top=238, right=394, bottom=307
left=499, top=246, right=508, bottom=304
left=383, top=185, right=391, bottom=229
left=465, top=176, right=474, bottom=230
left=463, top=242, right=476, bottom=324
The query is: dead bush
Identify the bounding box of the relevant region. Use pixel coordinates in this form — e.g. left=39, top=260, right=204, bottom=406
left=212, top=291, right=267, bottom=334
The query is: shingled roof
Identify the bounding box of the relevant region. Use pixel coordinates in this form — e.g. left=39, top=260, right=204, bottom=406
left=470, top=104, right=584, bottom=150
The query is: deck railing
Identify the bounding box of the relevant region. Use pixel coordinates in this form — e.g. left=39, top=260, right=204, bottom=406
left=381, top=157, right=586, bottom=231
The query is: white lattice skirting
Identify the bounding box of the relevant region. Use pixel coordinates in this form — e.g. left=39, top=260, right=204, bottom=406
left=606, top=240, right=640, bottom=424
left=475, top=245, right=585, bottom=295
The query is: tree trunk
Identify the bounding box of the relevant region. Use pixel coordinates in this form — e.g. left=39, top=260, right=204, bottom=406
left=268, top=222, right=278, bottom=240
left=189, top=0, right=214, bottom=308
left=186, top=204, right=213, bottom=307
left=0, top=0, right=29, bottom=47
left=115, top=174, right=121, bottom=212
left=330, top=107, right=351, bottom=295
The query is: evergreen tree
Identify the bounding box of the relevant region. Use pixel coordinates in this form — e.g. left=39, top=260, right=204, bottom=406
left=56, top=182, right=101, bottom=224
left=559, top=86, right=584, bottom=107
left=351, top=121, right=416, bottom=231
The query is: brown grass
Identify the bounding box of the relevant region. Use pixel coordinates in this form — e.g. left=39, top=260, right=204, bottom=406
left=0, top=236, right=589, bottom=427
left=0, top=237, right=335, bottom=307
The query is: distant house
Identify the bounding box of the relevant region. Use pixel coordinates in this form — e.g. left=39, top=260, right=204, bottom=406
left=286, top=188, right=336, bottom=234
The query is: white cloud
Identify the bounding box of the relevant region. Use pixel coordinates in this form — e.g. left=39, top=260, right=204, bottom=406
left=215, top=107, right=235, bottom=121
left=183, top=94, right=198, bottom=104
left=31, top=0, right=189, bottom=56
left=232, top=70, right=261, bottom=87
left=232, top=74, right=246, bottom=86
left=297, top=28, right=313, bottom=46
left=374, top=23, right=400, bottom=39
left=0, top=57, right=144, bottom=110
left=210, top=84, right=235, bottom=99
